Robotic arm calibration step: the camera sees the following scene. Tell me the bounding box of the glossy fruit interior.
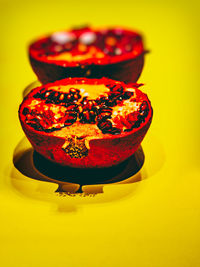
[20,78,150,136]
[29,27,144,67]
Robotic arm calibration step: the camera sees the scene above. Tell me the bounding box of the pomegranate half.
[29,26,146,84]
[19,77,153,168]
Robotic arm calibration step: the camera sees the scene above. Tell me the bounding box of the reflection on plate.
[33,149,144,186]
[9,135,164,212]
[9,137,146,212]
[13,137,145,193]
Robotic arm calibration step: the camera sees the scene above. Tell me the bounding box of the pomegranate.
[19,77,153,168]
[29,26,146,84]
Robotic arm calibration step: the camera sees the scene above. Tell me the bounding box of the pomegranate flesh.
[29,27,146,84]
[19,78,153,168]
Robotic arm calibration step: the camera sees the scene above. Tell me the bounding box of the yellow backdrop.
[0,0,200,266]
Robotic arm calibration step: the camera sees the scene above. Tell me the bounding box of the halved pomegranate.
[29,26,146,84]
[19,78,153,168]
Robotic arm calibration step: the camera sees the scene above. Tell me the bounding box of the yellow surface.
[0,0,200,266]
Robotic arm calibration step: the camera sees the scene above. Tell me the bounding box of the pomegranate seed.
[66,94,72,101]
[81,97,88,105]
[97,120,112,132]
[132,121,141,128]
[125,44,133,52]
[107,97,118,107]
[63,42,73,51]
[78,106,83,113]
[26,114,34,120]
[82,99,97,110]
[97,96,110,106]
[79,32,96,45]
[138,114,146,124]
[22,107,29,115]
[122,91,134,100]
[114,48,122,55]
[33,88,46,99]
[51,32,76,44]
[80,110,96,123]
[105,36,117,46]
[44,91,58,103]
[139,101,149,117]
[98,107,112,118]
[103,46,115,55]
[127,111,140,124]
[45,91,51,98]
[69,88,80,94]
[65,104,78,111]
[99,105,112,111]
[65,111,77,123]
[109,91,121,99]
[73,94,79,100]
[108,84,124,93]
[59,93,65,101]
[97,111,112,121]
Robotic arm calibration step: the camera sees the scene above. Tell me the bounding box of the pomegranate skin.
[29,27,146,84]
[19,78,153,168]
[20,117,151,168]
[29,53,144,85]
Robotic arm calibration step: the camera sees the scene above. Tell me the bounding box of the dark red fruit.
[29,26,147,84]
[19,77,153,168]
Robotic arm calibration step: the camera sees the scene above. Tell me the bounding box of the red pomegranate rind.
[19,77,153,168]
[29,27,146,84]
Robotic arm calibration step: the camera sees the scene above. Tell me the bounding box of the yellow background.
[0,0,200,266]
